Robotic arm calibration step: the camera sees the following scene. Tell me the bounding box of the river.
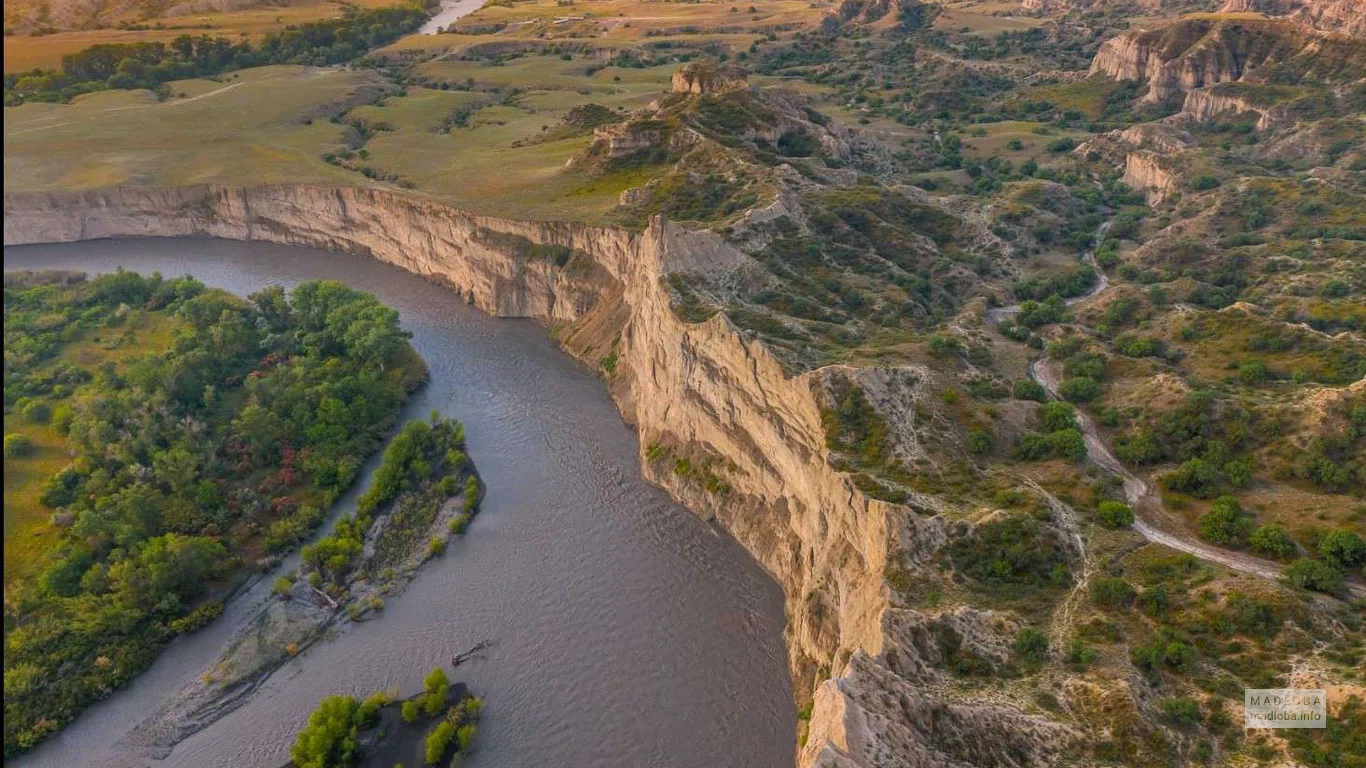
[419,0,486,34]
[5,238,796,768]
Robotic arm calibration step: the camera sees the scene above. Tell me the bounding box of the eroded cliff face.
[3,185,1071,768]
[1179,86,1280,130]
[1090,18,1304,103]
[1220,0,1366,38]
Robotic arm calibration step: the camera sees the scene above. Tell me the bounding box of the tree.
[1096,501,1133,529]
[289,695,361,768]
[1248,525,1295,559]
[1197,496,1252,546]
[424,721,457,765]
[1013,379,1045,402]
[1039,401,1076,432]
[1318,530,1366,571]
[401,699,421,724]
[4,433,34,458]
[1060,376,1099,402]
[1013,628,1048,663]
[1237,359,1269,384]
[1283,558,1344,594]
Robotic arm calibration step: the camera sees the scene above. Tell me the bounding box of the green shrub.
[1237,358,1269,384]
[1064,351,1106,380]
[449,513,472,535]
[289,695,361,768]
[1059,376,1099,402]
[1317,529,1366,570]
[1197,496,1253,546]
[1067,636,1097,665]
[1047,429,1087,462]
[1096,501,1134,529]
[4,433,34,458]
[401,700,421,724]
[1283,558,1344,594]
[1248,525,1296,559]
[358,691,389,727]
[1131,633,1197,674]
[21,400,51,424]
[1115,334,1164,358]
[1190,175,1220,191]
[967,428,993,456]
[1039,401,1077,432]
[424,667,449,696]
[1013,628,1049,663]
[1159,697,1201,726]
[949,514,1072,588]
[456,723,477,750]
[425,720,457,765]
[273,576,294,598]
[1090,576,1135,608]
[1013,380,1046,402]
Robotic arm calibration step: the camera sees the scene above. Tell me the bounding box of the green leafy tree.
[1096,501,1133,529]
[1197,496,1253,546]
[1317,530,1366,571]
[1283,558,1344,594]
[289,695,361,768]
[424,721,457,765]
[1249,525,1296,559]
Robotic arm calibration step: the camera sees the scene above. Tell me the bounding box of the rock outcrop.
[3,184,1074,768]
[1077,124,1193,204]
[1088,17,1365,104]
[670,60,750,95]
[1220,0,1366,38]
[1123,151,1182,204]
[1179,84,1281,130]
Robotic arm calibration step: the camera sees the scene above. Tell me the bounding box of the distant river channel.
[5,238,795,768]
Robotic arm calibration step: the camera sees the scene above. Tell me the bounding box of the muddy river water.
[5,238,795,768]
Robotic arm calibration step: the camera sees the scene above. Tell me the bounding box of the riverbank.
[4,236,794,768]
[4,185,1074,768]
[126,415,486,756]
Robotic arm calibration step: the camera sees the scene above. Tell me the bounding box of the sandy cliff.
[4,185,1070,768]
[1219,0,1366,37]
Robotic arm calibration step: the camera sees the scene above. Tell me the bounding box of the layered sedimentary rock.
[1087,17,1365,104]
[1179,85,1280,130]
[670,60,750,95]
[1220,0,1366,38]
[4,185,1071,768]
[1078,124,1192,204]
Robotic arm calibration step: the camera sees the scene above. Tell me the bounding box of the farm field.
[4,0,399,72]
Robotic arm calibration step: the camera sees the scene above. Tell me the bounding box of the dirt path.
[5,80,251,138]
[1027,480,1096,655]
[988,224,1364,598]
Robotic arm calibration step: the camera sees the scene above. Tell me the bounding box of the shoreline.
[3,182,1074,768]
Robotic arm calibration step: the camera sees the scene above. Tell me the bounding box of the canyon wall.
[1088,18,1305,103]
[1219,0,1366,38]
[4,185,1070,768]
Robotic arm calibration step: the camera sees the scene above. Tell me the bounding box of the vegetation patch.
[2,271,424,756]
